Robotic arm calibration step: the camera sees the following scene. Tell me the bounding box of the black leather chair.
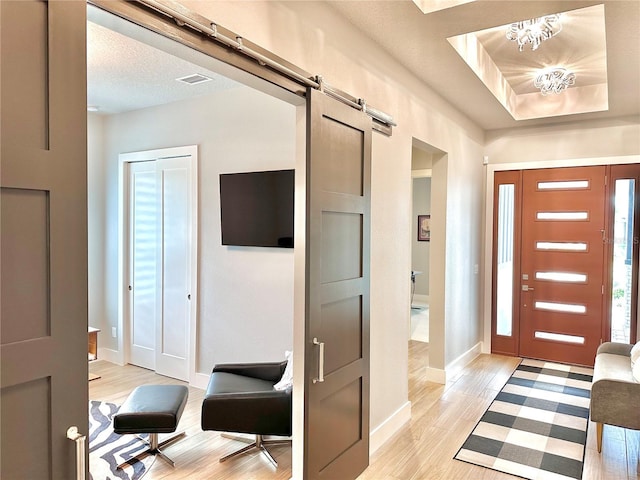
[201,361,292,467]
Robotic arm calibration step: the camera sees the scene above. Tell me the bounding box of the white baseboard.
[369,401,412,455]
[96,349,209,391]
[98,347,124,365]
[191,371,210,390]
[425,342,482,384]
[446,342,482,379]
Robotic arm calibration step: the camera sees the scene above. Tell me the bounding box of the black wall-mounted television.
[219,169,294,248]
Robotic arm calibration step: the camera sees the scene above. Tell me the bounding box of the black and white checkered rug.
[455,358,593,480]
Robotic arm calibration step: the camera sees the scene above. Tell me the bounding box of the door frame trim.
[116,145,199,385]
[482,154,640,354]
[88,6,309,477]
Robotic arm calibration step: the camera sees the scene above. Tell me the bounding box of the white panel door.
[155,156,193,381]
[128,161,157,370]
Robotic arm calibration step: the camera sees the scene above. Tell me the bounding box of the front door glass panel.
[496,184,515,336]
[611,178,635,343]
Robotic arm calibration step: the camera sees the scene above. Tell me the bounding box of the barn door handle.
[313,337,325,383]
[67,426,86,480]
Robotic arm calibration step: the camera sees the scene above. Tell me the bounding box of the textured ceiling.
[87,20,240,114]
[88,0,640,131]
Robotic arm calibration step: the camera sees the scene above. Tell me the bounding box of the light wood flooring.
[89,361,292,479]
[89,342,639,479]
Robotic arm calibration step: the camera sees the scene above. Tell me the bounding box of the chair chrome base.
[219,434,291,467]
[117,431,186,469]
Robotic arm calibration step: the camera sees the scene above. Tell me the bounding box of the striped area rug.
[455,358,593,480]
[89,400,155,480]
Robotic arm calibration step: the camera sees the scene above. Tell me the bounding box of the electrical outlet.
[473,264,479,275]
[111,327,117,338]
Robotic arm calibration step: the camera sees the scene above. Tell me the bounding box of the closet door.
[124,147,197,382]
[128,161,157,370]
[155,155,195,382]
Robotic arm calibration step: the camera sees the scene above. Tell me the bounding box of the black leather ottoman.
[113,384,189,468]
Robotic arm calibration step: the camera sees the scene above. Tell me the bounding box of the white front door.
[123,146,197,382]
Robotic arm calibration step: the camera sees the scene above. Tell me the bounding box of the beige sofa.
[590,342,640,452]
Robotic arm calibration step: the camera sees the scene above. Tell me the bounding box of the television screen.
[219,169,294,248]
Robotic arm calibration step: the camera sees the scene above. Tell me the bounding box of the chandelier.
[506,14,562,51]
[534,68,576,95]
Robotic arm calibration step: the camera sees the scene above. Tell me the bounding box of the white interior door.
[123,146,197,382]
[155,156,193,381]
[128,161,157,370]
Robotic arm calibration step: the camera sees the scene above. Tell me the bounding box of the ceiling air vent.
[176,73,213,85]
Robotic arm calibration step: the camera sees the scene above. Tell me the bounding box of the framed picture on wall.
[418,215,431,241]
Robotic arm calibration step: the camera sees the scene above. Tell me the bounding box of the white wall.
[88,113,107,332]
[178,0,485,440]
[88,86,297,373]
[485,117,640,164]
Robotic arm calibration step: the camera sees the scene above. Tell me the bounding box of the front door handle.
[313,337,325,383]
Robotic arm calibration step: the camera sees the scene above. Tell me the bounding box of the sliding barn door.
[1,1,88,478]
[305,88,371,479]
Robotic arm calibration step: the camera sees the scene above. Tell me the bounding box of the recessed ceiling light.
[87,105,100,112]
[176,73,213,85]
